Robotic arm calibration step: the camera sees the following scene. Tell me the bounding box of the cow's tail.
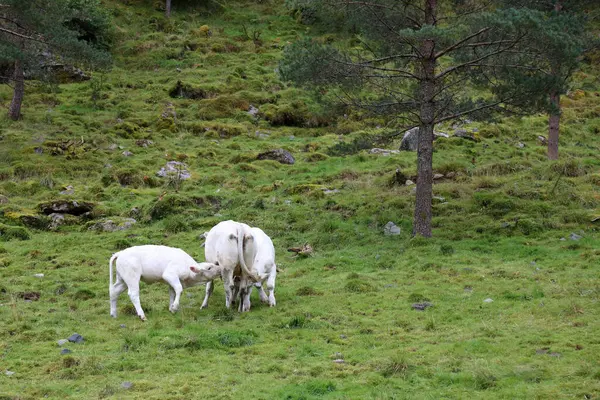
[109,252,120,288]
[237,225,258,282]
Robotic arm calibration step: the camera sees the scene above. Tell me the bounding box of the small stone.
[323,189,340,195]
[0,195,8,204]
[405,180,415,186]
[464,286,473,292]
[60,348,72,355]
[570,232,583,241]
[537,135,548,145]
[135,139,153,148]
[120,324,126,329]
[445,172,456,179]
[288,135,295,140]
[517,142,525,148]
[60,185,74,195]
[284,200,291,205]
[334,352,343,358]
[68,333,84,343]
[384,221,401,236]
[483,298,494,303]
[411,302,433,311]
[549,352,561,358]
[34,273,44,278]
[34,147,44,155]
[560,237,566,241]
[121,381,133,389]
[536,348,549,355]
[332,359,345,364]
[108,143,118,150]
[5,370,15,376]
[122,150,133,157]
[58,339,68,346]
[432,196,446,204]
[340,334,347,339]
[369,148,399,156]
[434,131,449,138]
[248,105,260,117]
[433,174,444,180]
[453,130,477,141]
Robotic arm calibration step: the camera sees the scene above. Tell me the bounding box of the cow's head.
[190,262,221,282]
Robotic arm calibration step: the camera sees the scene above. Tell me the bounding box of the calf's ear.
[190,266,199,273]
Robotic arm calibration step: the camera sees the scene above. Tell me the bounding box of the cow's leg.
[163,273,183,313]
[201,281,213,309]
[267,270,276,307]
[222,269,234,309]
[168,286,175,310]
[255,282,269,304]
[126,281,145,321]
[110,275,127,318]
[117,259,146,320]
[242,285,252,312]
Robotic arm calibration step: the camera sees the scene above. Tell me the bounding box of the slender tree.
[501,0,596,160]
[280,0,547,237]
[166,0,172,18]
[0,0,111,120]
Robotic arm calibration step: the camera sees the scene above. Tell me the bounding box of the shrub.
[0,224,31,241]
[345,279,375,293]
[163,216,190,233]
[148,194,194,220]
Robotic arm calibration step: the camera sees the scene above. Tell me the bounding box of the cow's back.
[250,227,275,262]
[205,220,241,267]
[120,245,194,267]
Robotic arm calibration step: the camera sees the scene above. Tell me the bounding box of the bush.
[0,223,31,241]
[163,216,190,233]
[148,194,194,220]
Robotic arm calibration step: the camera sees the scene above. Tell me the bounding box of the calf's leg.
[163,272,183,313]
[201,281,214,309]
[109,275,127,318]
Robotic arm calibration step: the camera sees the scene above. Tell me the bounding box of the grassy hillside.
[1,0,599,398]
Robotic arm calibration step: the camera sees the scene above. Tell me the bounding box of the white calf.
[109,245,220,320]
[201,220,259,311]
[241,227,277,311]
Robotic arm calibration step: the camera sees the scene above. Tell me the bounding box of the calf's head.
[190,262,221,282]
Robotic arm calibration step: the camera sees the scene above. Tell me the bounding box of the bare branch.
[435,34,525,80]
[434,100,503,124]
[434,27,491,59]
[0,26,44,43]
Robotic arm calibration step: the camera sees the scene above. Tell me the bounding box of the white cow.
[109,245,220,321]
[241,227,277,310]
[201,220,259,311]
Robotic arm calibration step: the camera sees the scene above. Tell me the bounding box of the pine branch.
[434,27,491,59]
[434,100,503,124]
[435,34,525,80]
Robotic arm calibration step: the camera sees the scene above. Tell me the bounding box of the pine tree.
[0,0,112,120]
[501,0,596,160]
[280,0,550,237]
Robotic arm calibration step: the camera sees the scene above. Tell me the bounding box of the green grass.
[1,0,600,398]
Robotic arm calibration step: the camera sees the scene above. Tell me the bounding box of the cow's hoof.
[140,316,147,321]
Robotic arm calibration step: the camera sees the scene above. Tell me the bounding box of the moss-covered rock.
[0,223,31,241]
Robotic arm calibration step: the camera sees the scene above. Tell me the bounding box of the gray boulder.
[399,127,419,151]
[156,161,191,180]
[257,149,295,165]
[88,218,137,233]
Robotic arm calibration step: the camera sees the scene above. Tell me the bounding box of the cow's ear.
[190,266,198,273]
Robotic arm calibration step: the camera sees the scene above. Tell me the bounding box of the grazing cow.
[109,245,220,321]
[201,220,259,311]
[240,227,277,311]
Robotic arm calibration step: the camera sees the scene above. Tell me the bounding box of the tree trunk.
[413,0,437,237]
[547,91,560,160]
[165,0,172,18]
[8,58,24,121]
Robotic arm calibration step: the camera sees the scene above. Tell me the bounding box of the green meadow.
[0,1,599,398]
